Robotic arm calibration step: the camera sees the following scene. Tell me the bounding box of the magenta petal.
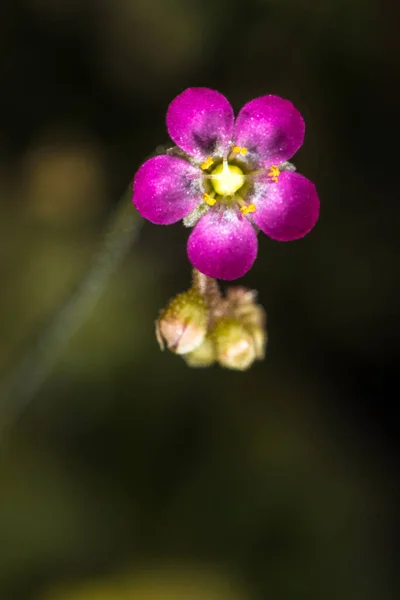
[233,95,305,166]
[166,88,235,161]
[133,155,203,225]
[251,170,320,241]
[187,208,258,280]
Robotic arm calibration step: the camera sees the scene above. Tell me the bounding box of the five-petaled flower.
[133,87,320,280]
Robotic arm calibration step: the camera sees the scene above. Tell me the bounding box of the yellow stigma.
[232,146,248,156]
[203,192,216,206]
[201,156,214,170]
[268,165,280,183]
[210,162,245,196]
[240,203,256,215]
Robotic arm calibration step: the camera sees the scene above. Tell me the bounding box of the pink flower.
[133,88,319,280]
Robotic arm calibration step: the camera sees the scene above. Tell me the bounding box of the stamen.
[240,203,256,215]
[203,193,216,206]
[232,146,248,156]
[267,165,280,183]
[201,156,214,170]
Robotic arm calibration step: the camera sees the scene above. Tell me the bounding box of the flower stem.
[191,268,222,308]
[0,180,142,437]
[191,268,231,327]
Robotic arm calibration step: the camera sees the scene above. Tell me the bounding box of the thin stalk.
[0,181,142,436]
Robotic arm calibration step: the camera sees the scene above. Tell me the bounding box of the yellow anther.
[268,165,280,183]
[232,146,248,156]
[201,156,214,170]
[203,193,216,206]
[240,203,256,215]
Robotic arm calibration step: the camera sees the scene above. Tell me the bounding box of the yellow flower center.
[210,162,245,196]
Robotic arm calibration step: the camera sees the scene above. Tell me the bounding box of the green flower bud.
[184,336,215,368]
[212,318,256,371]
[155,289,208,355]
[245,324,267,360]
[226,286,267,359]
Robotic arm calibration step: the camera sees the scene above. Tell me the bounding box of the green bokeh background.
[0,1,399,598]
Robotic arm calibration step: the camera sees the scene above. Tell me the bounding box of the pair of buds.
[156,271,267,371]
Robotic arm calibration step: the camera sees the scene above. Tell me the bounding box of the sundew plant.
[1,87,319,429]
[134,88,319,371]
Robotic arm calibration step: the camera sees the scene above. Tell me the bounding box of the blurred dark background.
[0,1,399,599]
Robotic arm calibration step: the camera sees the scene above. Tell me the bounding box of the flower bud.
[212,318,256,371]
[184,336,215,368]
[155,289,208,355]
[226,287,263,323]
[225,286,267,361]
[245,324,267,360]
